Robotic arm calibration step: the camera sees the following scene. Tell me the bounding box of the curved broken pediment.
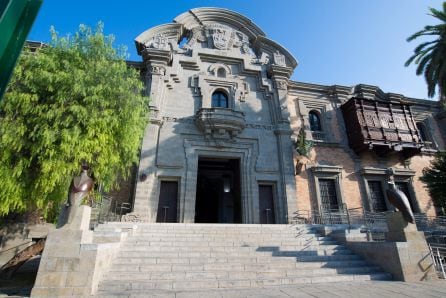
[173,7,265,41]
[135,23,183,55]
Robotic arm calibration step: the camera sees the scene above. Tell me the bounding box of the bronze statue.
[385,181,415,224]
[57,163,94,228]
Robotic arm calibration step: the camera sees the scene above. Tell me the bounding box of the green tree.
[405,3,446,103]
[420,151,446,214]
[0,23,149,219]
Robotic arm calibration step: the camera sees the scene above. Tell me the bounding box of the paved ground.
[92,281,446,298]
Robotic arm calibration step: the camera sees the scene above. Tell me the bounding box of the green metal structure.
[0,0,43,100]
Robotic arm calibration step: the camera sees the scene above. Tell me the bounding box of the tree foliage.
[0,23,149,218]
[405,3,446,102]
[420,151,446,213]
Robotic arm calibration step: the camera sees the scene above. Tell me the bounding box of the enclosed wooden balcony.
[341,97,424,158]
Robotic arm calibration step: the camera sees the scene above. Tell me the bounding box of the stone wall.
[0,223,54,267]
[288,81,443,217]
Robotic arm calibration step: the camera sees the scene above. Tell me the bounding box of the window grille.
[368,181,387,212]
[319,179,339,210]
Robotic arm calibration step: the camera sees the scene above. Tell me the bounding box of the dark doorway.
[259,185,276,224]
[195,158,241,223]
[156,181,178,222]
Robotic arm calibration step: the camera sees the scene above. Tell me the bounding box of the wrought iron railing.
[422,141,437,151]
[89,194,132,228]
[293,207,446,235]
[311,131,326,142]
[429,243,446,279]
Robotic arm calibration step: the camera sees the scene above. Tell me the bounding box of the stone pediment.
[135,7,298,73]
[135,23,183,55]
[182,23,252,55]
[173,7,265,40]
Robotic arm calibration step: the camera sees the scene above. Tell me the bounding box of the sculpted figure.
[57,164,94,228]
[385,181,415,224]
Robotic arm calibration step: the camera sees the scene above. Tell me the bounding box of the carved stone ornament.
[276,80,288,90]
[273,50,286,67]
[184,26,207,49]
[251,52,270,65]
[184,24,252,54]
[233,31,251,54]
[147,33,169,50]
[208,24,233,50]
[150,65,166,76]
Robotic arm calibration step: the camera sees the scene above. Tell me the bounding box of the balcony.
[195,108,245,137]
[341,97,423,158]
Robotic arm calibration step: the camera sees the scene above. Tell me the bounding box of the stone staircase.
[94,223,391,295]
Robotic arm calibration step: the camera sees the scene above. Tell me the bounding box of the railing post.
[346,207,351,231]
[438,247,446,279]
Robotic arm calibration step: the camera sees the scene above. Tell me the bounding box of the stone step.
[112,256,368,267]
[126,232,321,238]
[109,256,363,273]
[97,272,392,292]
[104,265,384,281]
[96,223,315,230]
[118,244,345,252]
[96,223,391,295]
[118,247,351,256]
[119,240,338,248]
[116,249,357,259]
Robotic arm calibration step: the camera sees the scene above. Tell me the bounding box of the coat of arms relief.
[184,24,252,54]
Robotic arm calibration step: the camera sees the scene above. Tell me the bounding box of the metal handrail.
[429,243,446,279]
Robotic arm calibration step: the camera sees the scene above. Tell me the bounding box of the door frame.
[156,177,180,222]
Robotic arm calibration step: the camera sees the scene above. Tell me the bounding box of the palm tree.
[405,3,446,104]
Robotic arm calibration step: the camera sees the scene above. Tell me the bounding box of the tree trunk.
[0,238,45,279]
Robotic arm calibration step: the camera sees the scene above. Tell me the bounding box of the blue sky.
[28,0,445,100]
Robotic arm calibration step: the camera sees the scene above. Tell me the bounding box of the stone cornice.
[173,7,265,40]
[289,81,441,109]
[253,36,298,70]
[135,23,183,55]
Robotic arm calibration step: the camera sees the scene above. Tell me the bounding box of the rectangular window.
[368,181,387,212]
[319,179,339,210]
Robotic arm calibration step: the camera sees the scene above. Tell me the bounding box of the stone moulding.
[135,23,184,55]
[195,107,245,137]
[173,7,266,40]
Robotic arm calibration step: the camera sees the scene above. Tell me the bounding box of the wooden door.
[156,181,178,222]
[259,185,275,224]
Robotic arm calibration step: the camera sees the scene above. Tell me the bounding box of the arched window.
[212,91,228,108]
[309,111,322,131]
[217,68,226,78]
[416,122,428,141]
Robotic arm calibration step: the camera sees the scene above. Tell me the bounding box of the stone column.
[129,48,171,222]
[182,144,198,223]
[131,119,162,222]
[269,64,298,223]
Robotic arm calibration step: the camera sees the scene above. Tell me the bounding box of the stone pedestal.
[384,212,437,281]
[386,212,425,242]
[31,206,122,297]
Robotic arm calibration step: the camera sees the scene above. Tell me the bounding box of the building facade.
[122,7,445,224]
